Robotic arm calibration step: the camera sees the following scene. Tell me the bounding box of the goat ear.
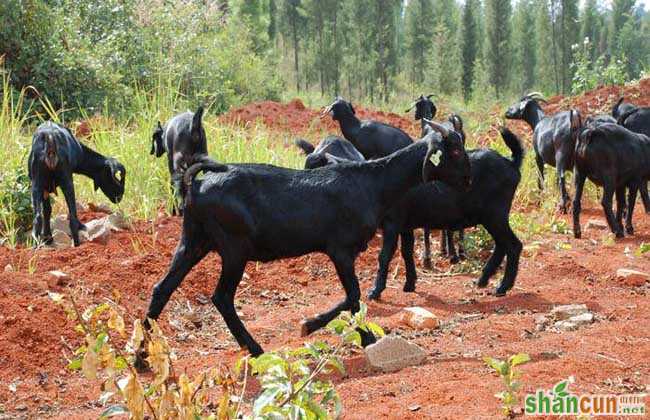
[157,121,163,130]
[348,102,355,115]
[192,106,205,141]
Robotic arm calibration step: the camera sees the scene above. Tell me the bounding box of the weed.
[483,352,531,417]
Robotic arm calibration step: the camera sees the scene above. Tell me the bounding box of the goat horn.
[320,104,333,118]
[423,118,449,138]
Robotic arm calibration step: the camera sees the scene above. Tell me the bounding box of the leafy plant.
[0,167,33,247]
[483,352,531,417]
[51,293,383,420]
[636,242,650,256]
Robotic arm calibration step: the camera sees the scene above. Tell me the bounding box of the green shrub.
[0,168,33,247]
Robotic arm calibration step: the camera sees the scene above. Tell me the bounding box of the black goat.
[294,136,364,169]
[408,95,468,265]
[572,115,650,239]
[612,98,650,213]
[368,126,524,300]
[505,92,576,213]
[324,96,413,159]
[585,114,616,127]
[142,127,470,357]
[151,106,208,213]
[28,122,125,246]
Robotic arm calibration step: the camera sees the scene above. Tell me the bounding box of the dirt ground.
[1,84,650,419]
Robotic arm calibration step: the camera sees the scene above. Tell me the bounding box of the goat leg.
[42,197,53,244]
[61,177,84,246]
[625,184,638,235]
[601,184,624,238]
[640,180,650,214]
[422,228,432,269]
[494,226,522,297]
[572,169,586,238]
[457,229,466,260]
[535,154,545,192]
[400,230,417,292]
[475,243,505,288]
[369,226,399,300]
[615,187,626,232]
[30,184,44,246]
[446,230,460,264]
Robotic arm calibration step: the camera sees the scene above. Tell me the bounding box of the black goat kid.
[324,96,413,159]
[28,122,125,246]
[141,127,470,357]
[368,126,524,300]
[294,136,364,169]
[151,106,208,214]
[572,115,650,239]
[408,94,467,266]
[506,92,576,213]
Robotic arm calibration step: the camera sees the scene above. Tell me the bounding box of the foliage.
[571,38,628,94]
[483,352,531,417]
[0,167,33,247]
[51,292,383,420]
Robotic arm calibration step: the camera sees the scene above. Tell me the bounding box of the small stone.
[75,201,88,212]
[568,312,594,325]
[616,269,650,287]
[400,307,439,329]
[585,219,608,231]
[551,304,588,320]
[51,230,71,249]
[554,320,578,331]
[534,314,550,332]
[47,271,70,287]
[4,264,13,273]
[80,219,111,245]
[364,335,427,373]
[51,215,71,236]
[107,213,129,230]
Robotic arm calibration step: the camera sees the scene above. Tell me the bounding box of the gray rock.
[534,314,550,332]
[568,312,594,325]
[106,213,129,230]
[80,219,111,244]
[51,230,71,249]
[51,215,71,236]
[554,320,578,331]
[551,304,588,320]
[364,335,427,373]
[585,219,608,231]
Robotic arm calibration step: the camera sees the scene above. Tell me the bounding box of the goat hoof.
[475,279,488,288]
[359,329,377,347]
[458,252,467,261]
[615,231,624,239]
[300,320,314,337]
[625,227,634,235]
[247,344,264,357]
[449,255,460,264]
[422,259,432,270]
[494,284,511,297]
[403,282,416,293]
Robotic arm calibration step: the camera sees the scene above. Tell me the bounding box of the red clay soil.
[219,98,420,139]
[0,203,649,419]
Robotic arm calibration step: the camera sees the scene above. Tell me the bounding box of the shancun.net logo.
[525,377,646,416]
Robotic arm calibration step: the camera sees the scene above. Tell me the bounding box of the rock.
[585,219,608,231]
[550,304,588,320]
[534,314,550,332]
[107,213,129,230]
[88,202,113,214]
[75,201,88,212]
[80,219,111,245]
[568,312,594,325]
[51,215,71,236]
[364,335,427,373]
[51,230,72,249]
[554,320,578,331]
[400,307,439,329]
[4,264,13,273]
[47,270,70,287]
[616,269,650,287]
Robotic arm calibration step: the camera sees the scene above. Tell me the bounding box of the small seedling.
[483,352,531,417]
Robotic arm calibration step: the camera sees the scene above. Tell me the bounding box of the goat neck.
[337,112,361,143]
[523,101,545,130]
[75,143,110,180]
[370,140,428,209]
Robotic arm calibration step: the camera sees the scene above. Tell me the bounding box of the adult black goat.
[368,126,524,300]
[407,95,468,265]
[141,126,470,357]
[294,136,364,169]
[572,115,650,239]
[324,96,413,159]
[505,92,576,213]
[28,122,126,246]
[151,106,208,213]
[612,98,650,213]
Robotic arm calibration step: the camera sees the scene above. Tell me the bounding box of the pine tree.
[512,0,537,94]
[580,0,602,61]
[485,0,512,98]
[403,0,434,86]
[461,0,479,101]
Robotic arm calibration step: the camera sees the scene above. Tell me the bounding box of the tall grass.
[0,76,304,245]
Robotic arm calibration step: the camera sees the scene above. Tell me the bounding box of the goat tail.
[616,107,639,125]
[182,155,228,208]
[499,126,524,171]
[294,138,315,155]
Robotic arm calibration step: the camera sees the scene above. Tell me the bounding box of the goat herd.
[27,93,650,356]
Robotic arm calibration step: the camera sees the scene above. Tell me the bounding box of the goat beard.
[44,153,58,170]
